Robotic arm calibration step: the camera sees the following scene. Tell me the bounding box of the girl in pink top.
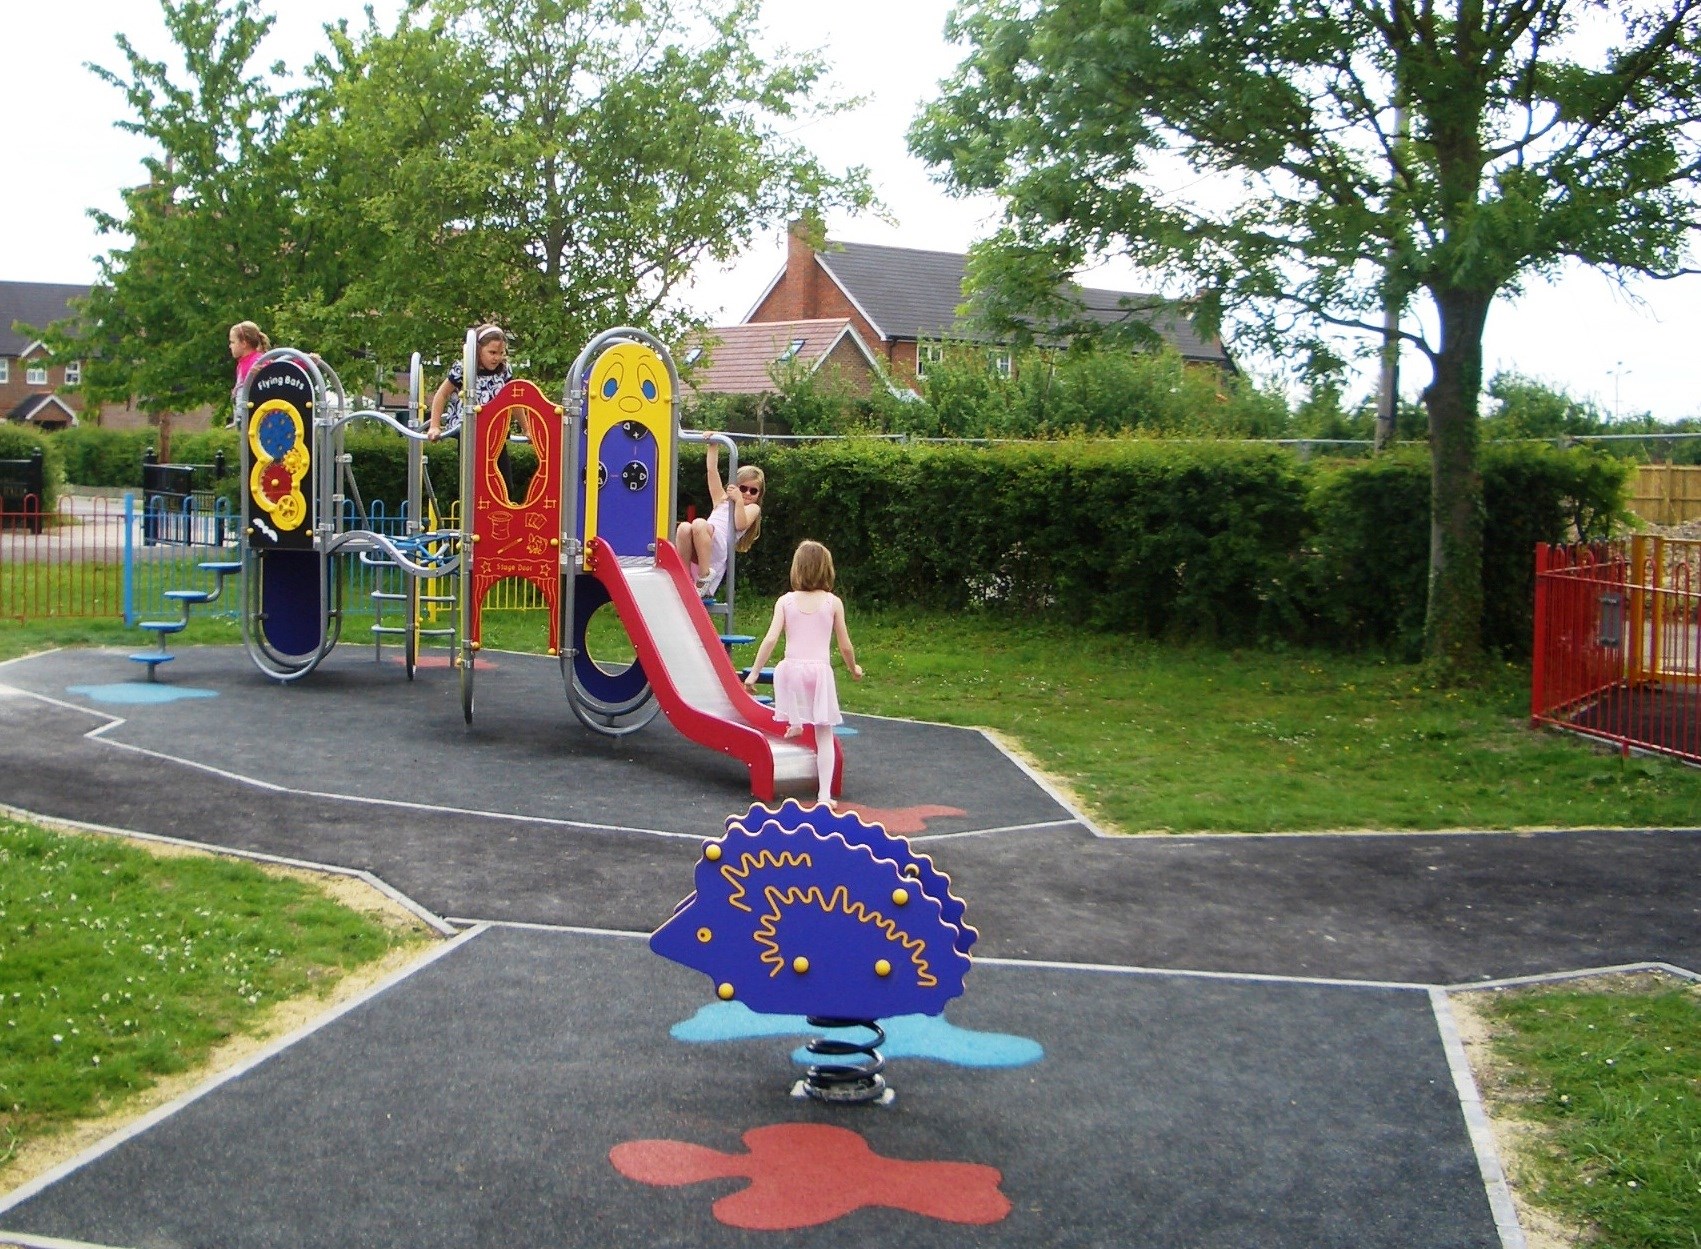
[745,540,864,807]
[229,321,270,395]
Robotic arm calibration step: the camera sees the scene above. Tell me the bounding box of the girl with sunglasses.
[674,438,764,597]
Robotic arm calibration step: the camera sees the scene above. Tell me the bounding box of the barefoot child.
[744,540,864,806]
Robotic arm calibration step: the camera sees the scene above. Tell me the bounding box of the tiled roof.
[8,393,76,424]
[681,319,875,395]
[0,281,91,357]
[814,240,1231,366]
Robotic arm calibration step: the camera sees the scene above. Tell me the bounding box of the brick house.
[1,280,213,433]
[740,225,1235,387]
[679,317,891,399]
[2,282,98,430]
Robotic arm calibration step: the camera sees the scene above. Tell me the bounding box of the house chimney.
[787,219,820,319]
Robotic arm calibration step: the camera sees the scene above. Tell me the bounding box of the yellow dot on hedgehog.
[874,960,892,977]
[891,888,910,906]
[792,956,809,974]
[696,927,712,944]
[717,983,735,1001]
[704,843,722,862]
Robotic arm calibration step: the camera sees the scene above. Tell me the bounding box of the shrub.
[0,425,63,514]
[53,426,157,489]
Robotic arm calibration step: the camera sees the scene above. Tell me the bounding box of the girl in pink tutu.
[744,540,864,806]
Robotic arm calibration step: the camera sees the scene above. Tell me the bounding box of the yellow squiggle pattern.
[719,848,813,914]
[752,883,935,987]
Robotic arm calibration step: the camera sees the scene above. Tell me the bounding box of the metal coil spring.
[799,1017,889,1104]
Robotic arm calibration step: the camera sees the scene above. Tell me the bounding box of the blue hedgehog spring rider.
[650,800,976,1104]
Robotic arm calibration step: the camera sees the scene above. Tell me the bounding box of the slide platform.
[587,536,841,800]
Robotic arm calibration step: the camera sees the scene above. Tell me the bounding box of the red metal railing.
[1533,537,1701,765]
[0,495,127,621]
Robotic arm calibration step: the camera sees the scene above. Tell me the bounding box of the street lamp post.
[1607,361,1631,422]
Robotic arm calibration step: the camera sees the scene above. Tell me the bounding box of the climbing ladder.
[130,560,243,680]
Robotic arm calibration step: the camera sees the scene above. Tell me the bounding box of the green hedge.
[0,425,63,514]
[43,426,1625,656]
[715,440,1312,644]
[694,439,1625,657]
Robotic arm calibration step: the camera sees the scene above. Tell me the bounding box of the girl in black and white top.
[428,323,517,497]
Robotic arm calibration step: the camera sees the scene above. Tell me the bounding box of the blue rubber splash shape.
[67,684,219,706]
[670,1000,1044,1069]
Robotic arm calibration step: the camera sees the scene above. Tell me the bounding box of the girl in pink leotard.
[744,540,864,806]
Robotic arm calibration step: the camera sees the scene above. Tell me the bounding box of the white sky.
[3,0,1695,421]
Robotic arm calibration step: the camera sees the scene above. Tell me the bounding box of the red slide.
[586,536,841,800]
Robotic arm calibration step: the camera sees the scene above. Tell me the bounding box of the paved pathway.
[0,645,1694,1249]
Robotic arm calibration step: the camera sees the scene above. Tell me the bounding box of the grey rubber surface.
[0,647,1695,981]
[0,645,1696,1248]
[0,928,1497,1249]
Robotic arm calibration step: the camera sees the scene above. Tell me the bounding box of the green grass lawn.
[507,595,1701,836]
[1470,977,1701,1249]
[0,814,431,1182]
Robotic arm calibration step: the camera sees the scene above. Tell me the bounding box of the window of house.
[991,351,1013,379]
[683,346,703,365]
[26,362,47,386]
[65,361,82,385]
[916,343,944,379]
[779,338,805,362]
[0,359,8,384]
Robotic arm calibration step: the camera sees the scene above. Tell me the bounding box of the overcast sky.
[3,0,1695,421]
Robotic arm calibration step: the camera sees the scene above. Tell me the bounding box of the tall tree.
[54,0,289,424]
[910,0,1701,675]
[67,0,871,413]
[282,0,874,381]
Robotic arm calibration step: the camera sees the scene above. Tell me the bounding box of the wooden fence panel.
[1629,463,1701,527]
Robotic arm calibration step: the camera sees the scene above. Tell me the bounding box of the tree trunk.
[1421,288,1491,677]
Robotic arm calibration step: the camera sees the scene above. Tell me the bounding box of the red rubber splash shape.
[609,1122,1011,1230]
[834,802,967,835]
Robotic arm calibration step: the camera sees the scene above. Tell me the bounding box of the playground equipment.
[651,800,975,1104]
[205,327,833,799]
[237,347,457,682]
[556,328,836,799]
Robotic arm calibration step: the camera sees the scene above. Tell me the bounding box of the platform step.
[163,589,213,604]
[720,633,756,647]
[128,652,177,667]
[739,667,775,684]
[138,620,187,636]
[370,591,408,602]
[198,561,243,575]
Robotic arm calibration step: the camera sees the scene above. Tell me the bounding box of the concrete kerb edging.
[0,924,486,1222]
[1431,989,1529,1249]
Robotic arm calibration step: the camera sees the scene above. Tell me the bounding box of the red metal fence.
[1533,537,1701,765]
[0,494,130,620]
